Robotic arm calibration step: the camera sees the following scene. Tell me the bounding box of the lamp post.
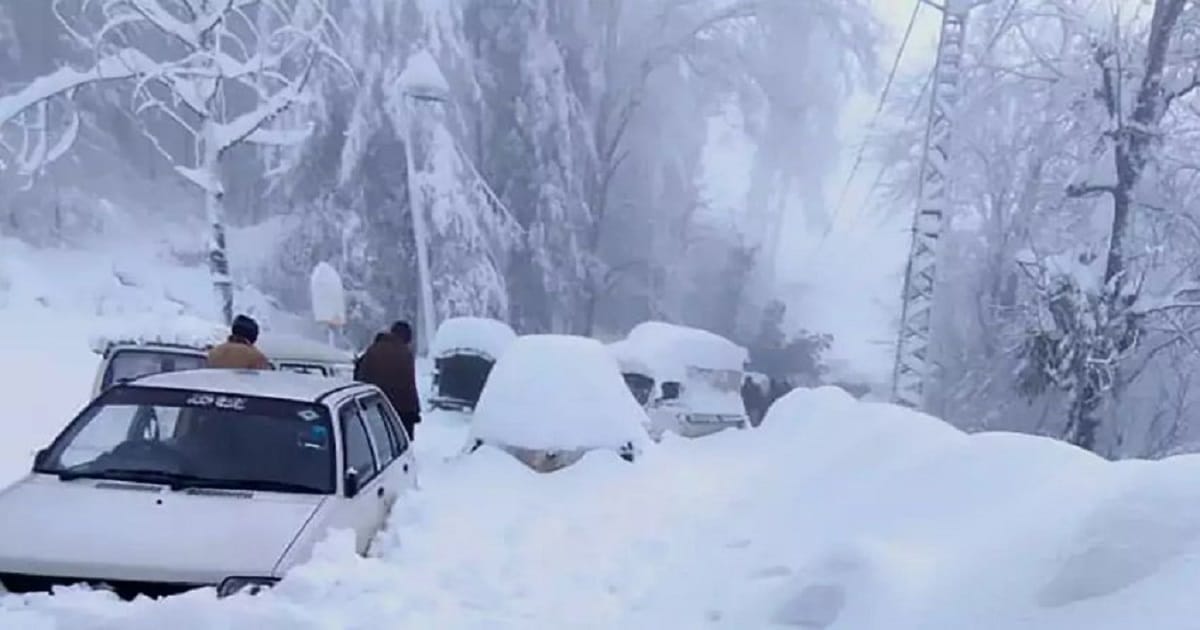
[397,49,450,356]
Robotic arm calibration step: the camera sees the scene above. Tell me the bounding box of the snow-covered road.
[6,385,1200,629]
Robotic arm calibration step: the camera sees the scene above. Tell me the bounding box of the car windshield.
[102,349,207,390]
[40,386,335,494]
[684,366,743,394]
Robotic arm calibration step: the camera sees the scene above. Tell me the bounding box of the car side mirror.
[33,448,49,470]
[661,382,681,401]
[344,468,360,498]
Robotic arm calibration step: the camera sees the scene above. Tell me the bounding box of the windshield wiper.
[57,468,198,490]
[56,469,326,494]
[188,478,327,495]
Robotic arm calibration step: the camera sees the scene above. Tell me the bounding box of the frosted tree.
[879,0,1200,454]
[0,0,344,324]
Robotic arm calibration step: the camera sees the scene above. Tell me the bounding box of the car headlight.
[217,576,279,598]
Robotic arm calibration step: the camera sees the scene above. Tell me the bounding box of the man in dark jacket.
[207,314,271,370]
[354,321,421,438]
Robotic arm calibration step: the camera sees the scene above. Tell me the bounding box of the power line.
[826,0,924,237]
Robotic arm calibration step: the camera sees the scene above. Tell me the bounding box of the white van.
[91,331,355,398]
[617,322,750,439]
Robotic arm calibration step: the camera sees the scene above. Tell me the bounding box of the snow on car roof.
[607,339,653,376]
[622,321,748,380]
[89,315,225,354]
[430,317,517,360]
[132,369,360,402]
[256,333,353,364]
[470,335,650,452]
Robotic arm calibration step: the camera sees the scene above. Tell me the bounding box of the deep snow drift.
[5,382,1200,628]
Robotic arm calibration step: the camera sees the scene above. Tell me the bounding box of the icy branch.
[0,48,158,127]
[110,0,200,48]
[214,67,311,155]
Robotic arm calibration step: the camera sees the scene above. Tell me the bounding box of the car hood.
[0,475,324,585]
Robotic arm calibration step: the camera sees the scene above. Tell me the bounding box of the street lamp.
[397,49,450,356]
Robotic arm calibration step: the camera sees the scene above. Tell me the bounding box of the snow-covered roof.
[430,317,517,360]
[134,369,358,403]
[622,321,748,381]
[607,339,653,376]
[470,335,650,452]
[89,316,226,355]
[257,333,353,364]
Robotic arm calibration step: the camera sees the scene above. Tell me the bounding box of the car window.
[45,387,335,494]
[103,350,206,390]
[339,404,378,482]
[382,401,411,455]
[358,395,403,463]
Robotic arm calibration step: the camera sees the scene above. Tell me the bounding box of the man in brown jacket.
[355,321,421,438]
[207,314,271,370]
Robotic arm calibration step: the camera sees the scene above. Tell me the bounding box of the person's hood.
[0,475,324,584]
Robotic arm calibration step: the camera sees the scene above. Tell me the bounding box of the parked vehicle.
[466,335,650,472]
[91,329,354,398]
[428,317,516,412]
[619,321,751,439]
[609,340,656,407]
[0,369,415,600]
[258,334,354,379]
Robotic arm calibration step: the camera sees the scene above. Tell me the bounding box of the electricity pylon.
[891,0,988,410]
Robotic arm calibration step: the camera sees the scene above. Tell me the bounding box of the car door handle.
[403,463,409,473]
[377,486,385,498]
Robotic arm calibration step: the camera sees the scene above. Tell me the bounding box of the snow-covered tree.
[879,0,1200,455]
[0,0,344,323]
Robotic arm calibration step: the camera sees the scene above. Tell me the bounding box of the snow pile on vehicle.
[88,314,227,354]
[607,338,653,376]
[623,320,748,382]
[429,316,516,360]
[468,335,649,452]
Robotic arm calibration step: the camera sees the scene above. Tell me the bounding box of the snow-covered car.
[428,317,517,412]
[466,335,651,472]
[619,321,751,439]
[609,339,656,407]
[91,328,354,397]
[0,369,415,599]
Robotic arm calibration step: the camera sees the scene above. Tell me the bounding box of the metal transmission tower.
[891,0,986,410]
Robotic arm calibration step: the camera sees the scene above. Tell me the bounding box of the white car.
[0,369,415,600]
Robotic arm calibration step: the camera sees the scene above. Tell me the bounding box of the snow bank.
[469,335,649,451]
[624,321,748,382]
[429,316,516,360]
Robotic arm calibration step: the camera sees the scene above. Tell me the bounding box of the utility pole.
[891,0,986,410]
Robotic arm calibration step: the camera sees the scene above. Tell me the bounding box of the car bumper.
[0,571,205,600]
